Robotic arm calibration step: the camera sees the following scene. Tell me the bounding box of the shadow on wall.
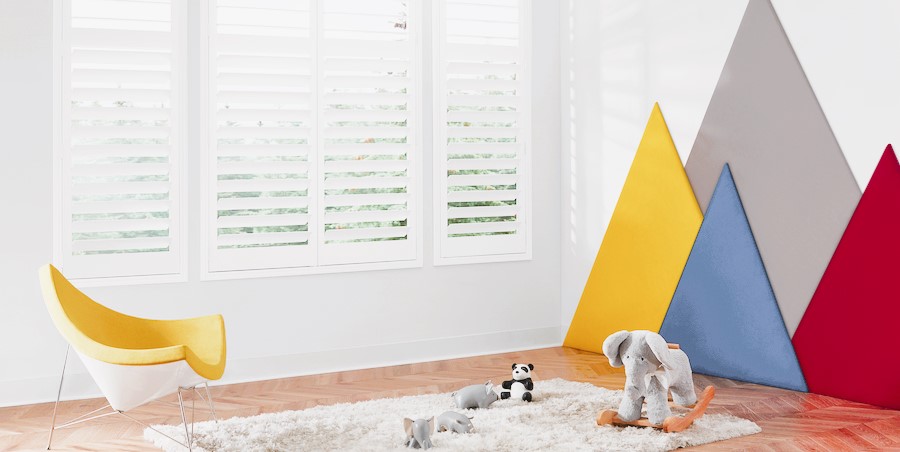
[561,0,648,335]
[563,0,646,260]
[560,0,748,330]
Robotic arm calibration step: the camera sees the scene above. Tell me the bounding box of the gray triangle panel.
[685,0,861,336]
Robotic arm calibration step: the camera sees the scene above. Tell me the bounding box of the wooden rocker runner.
[597,385,716,433]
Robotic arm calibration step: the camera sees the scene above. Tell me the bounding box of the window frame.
[431,0,534,266]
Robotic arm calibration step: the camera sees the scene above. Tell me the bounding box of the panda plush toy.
[500,363,535,402]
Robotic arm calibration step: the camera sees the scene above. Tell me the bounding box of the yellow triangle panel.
[564,104,702,353]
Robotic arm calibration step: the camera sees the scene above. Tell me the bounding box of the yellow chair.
[39,264,226,450]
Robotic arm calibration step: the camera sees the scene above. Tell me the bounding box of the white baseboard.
[0,326,561,408]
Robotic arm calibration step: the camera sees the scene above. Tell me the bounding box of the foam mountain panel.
[793,145,900,409]
[565,103,702,353]
[660,165,807,392]
[685,0,861,337]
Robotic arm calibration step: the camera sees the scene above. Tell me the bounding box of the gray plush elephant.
[403,417,434,449]
[602,330,698,426]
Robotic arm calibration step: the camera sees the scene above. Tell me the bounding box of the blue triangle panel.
[659,165,808,392]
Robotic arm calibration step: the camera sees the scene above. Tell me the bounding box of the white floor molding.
[2,326,559,408]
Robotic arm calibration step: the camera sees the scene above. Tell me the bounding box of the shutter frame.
[204,0,318,273]
[433,0,533,265]
[316,0,421,266]
[54,0,188,283]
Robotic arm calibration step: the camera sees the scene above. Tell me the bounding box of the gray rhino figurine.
[451,381,498,409]
[403,417,434,449]
[435,411,475,433]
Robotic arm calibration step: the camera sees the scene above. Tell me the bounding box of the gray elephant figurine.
[602,330,698,426]
[451,381,498,409]
[435,411,475,433]
[403,417,434,449]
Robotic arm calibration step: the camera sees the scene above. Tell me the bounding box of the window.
[55,0,532,283]
[204,0,420,276]
[55,0,187,280]
[433,0,532,264]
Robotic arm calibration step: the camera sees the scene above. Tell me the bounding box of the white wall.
[560,0,900,330]
[773,1,900,186]
[0,0,562,407]
[7,0,895,409]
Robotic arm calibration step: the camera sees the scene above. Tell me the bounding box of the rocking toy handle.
[667,343,680,350]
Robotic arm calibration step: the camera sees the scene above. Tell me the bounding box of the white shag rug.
[144,379,760,452]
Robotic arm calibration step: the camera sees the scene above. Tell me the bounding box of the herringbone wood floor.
[2,347,899,451]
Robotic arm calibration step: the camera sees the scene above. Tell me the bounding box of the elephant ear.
[403,418,413,436]
[645,332,675,369]
[602,330,630,367]
[427,417,435,433]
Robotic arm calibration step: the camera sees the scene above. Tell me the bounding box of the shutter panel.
[206,0,419,274]
[207,0,316,272]
[318,0,419,265]
[435,0,531,261]
[59,0,185,279]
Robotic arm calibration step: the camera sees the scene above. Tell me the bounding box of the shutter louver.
[435,0,531,261]
[60,0,185,279]
[318,0,419,265]
[208,0,316,271]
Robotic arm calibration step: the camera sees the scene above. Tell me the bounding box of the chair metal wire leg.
[203,382,218,422]
[119,411,193,450]
[46,345,70,450]
[190,384,217,423]
[55,404,113,428]
[44,346,205,451]
[177,388,193,451]
[190,388,195,441]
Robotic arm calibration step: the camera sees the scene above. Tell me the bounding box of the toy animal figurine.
[596,330,715,432]
[500,363,535,402]
[451,381,498,409]
[435,411,475,433]
[403,417,434,449]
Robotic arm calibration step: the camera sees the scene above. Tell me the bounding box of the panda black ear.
[511,363,517,370]
[528,364,534,370]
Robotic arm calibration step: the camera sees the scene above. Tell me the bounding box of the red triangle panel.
[793,144,900,409]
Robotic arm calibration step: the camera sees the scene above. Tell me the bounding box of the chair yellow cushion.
[39,265,226,380]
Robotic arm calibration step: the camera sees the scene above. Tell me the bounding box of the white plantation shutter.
[207,0,316,272]
[205,0,419,274]
[434,0,531,262]
[58,0,185,279]
[318,0,418,265]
